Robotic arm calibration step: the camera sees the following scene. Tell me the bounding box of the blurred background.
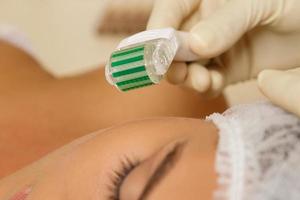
[0,0,264,105]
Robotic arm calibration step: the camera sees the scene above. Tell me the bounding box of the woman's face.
[28,118,218,200]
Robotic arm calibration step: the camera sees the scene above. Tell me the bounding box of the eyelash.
[108,156,139,200]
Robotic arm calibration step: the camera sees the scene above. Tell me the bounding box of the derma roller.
[105,28,199,92]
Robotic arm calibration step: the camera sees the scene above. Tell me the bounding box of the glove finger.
[189,0,274,58]
[147,0,200,29]
[183,62,212,93]
[287,67,300,75]
[258,69,300,117]
[175,31,208,61]
[166,62,188,85]
[204,66,226,98]
[181,61,226,97]
[180,6,202,31]
[180,0,227,31]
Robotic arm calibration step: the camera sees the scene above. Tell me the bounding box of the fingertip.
[257,69,290,102]
[166,62,188,85]
[257,69,300,116]
[200,69,225,99]
[257,69,282,89]
[184,63,211,93]
[210,70,225,93]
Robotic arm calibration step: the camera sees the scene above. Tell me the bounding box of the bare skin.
[0,41,227,178]
[0,118,218,200]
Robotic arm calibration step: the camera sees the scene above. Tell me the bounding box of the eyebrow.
[138,143,183,200]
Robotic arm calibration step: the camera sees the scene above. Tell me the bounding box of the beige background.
[0,0,126,77]
[0,0,265,105]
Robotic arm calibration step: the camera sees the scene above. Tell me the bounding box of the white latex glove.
[258,68,300,117]
[148,0,300,97]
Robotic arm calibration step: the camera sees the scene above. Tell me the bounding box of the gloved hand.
[258,68,300,117]
[148,0,300,97]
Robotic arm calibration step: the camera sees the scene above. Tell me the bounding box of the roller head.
[106,44,153,91]
[106,37,177,91]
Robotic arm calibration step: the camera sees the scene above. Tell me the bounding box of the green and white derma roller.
[105,28,199,92]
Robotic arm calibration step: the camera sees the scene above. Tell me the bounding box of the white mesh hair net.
[207,101,300,200]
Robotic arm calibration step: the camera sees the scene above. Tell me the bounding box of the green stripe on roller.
[112,55,144,67]
[112,66,146,78]
[113,71,148,83]
[116,75,150,87]
[122,82,154,91]
[110,61,144,72]
[111,51,144,63]
[118,79,153,90]
[112,46,144,58]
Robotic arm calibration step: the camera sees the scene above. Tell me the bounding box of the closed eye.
[108,157,139,200]
[138,142,183,200]
[107,140,185,200]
